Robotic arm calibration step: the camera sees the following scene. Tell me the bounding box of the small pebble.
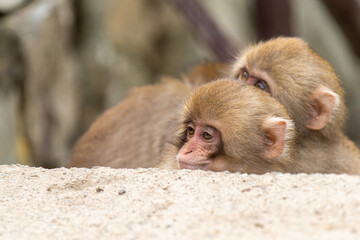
[118,189,126,195]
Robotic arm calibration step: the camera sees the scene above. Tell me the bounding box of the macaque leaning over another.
[231,37,360,174]
[69,62,229,169]
[158,79,296,174]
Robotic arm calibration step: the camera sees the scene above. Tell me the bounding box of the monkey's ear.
[306,87,338,130]
[262,117,289,159]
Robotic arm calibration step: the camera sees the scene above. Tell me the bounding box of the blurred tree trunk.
[0,0,27,15]
[0,0,31,167]
[255,0,293,40]
[169,0,236,62]
[321,0,360,58]
[0,0,79,167]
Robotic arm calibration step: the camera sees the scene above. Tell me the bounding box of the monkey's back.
[69,77,191,168]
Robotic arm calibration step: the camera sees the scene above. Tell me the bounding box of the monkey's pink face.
[176,122,222,171]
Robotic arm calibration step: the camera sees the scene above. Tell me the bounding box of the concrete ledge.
[1,164,360,239]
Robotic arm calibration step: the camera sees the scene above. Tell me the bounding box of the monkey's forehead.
[184,80,287,122]
[252,37,309,58]
[248,46,310,69]
[189,78,282,106]
[242,37,335,73]
[233,41,340,93]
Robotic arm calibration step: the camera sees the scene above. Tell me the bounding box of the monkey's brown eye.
[202,132,213,140]
[254,80,269,92]
[241,71,249,81]
[187,126,195,136]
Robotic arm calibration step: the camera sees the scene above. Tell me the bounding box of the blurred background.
[0,0,359,168]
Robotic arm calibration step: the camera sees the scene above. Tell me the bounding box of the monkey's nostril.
[185,150,193,155]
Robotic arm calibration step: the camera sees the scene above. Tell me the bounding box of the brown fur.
[158,79,295,174]
[70,37,360,174]
[69,62,228,168]
[231,37,360,174]
[69,77,191,168]
[184,62,229,87]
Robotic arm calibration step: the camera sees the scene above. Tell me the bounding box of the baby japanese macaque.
[158,79,295,174]
[231,37,360,174]
[70,76,295,174]
[70,62,228,169]
[71,37,360,175]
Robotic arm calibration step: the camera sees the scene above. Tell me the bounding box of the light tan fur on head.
[171,79,295,173]
[228,37,360,175]
[183,62,230,88]
[231,37,346,139]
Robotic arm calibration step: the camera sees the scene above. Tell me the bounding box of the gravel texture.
[1,164,360,239]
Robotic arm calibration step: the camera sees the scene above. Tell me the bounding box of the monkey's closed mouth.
[179,161,211,170]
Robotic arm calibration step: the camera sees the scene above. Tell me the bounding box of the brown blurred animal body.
[184,62,229,87]
[70,77,191,168]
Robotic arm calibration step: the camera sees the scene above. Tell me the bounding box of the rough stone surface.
[1,164,360,239]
